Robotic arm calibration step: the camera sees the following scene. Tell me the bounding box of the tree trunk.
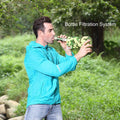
[88,26,104,55]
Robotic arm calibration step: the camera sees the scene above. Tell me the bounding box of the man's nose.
[53,31,55,36]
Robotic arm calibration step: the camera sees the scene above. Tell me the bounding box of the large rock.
[5,100,20,109]
[8,116,24,120]
[0,95,8,104]
[0,104,6,114]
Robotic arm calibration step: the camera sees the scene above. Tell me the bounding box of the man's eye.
[49,29,52,32]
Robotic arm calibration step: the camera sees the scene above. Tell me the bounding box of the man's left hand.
[57,34,72,56]
[57,34,71,51]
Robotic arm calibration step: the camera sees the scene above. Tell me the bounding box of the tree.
[51,0,119,54]
[0,0,52,37]
[78,0,119,54]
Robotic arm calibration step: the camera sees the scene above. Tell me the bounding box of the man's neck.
[36,38,47,46]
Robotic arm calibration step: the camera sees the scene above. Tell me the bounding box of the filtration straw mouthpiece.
[54,37,67,41]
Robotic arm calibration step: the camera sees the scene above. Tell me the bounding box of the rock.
[8,116,24,120]
[6,107,17,118]
[0,114,6,120]
[0,95,8,104]
[0,95,23,120]
[5,100,20,109]
[0,104,6,114]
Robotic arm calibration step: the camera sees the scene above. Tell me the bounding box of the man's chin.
[47,40,54,44]
[50,41,54,44]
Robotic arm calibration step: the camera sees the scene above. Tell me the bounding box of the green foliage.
[105,0,120,11]
[50,0,120,54]
[0,77,9,96]
[0,0,52,37]
[1,0,120,54]
[51,2,82,36]
[0,34,120,119]
[0,33,32,97]
[0,34,35,56]
[79,0,119,22]
[104,40,120,58]
[51,0,119,34]
[0,56,22,78]
[104,27,120,59]
[60,55,120,119]
[105,27,120,44]
[6,67,28,101]
[0,0,120,38]
[15,98,27,116]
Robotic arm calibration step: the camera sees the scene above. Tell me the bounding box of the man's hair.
[33,16,52,38]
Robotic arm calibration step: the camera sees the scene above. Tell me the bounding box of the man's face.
[42,23,55,44]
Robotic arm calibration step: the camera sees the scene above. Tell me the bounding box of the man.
[24,16,92,120]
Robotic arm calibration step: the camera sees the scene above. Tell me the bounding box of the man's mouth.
[52,37,55,40]
[53,36,55,39]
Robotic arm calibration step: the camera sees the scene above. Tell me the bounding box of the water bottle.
[54,36,91,49]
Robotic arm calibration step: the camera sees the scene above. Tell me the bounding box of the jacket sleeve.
[52,48,75,64]
[25,50,77,77]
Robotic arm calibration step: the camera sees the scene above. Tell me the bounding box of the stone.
[6,107,16,118]
[5,100,20,109]
[0,95,8,104]
[0,114,6,120]
[0,95,23,120]
[8,116,24,120]
[0,104,6,114]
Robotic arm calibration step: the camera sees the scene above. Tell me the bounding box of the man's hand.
[75,40,92,61]
[57,34,72,56]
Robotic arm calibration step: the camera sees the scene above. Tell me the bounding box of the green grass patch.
[105,27,120,45]
[60,55,120,119]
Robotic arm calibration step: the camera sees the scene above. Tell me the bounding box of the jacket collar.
[30,41,48,49]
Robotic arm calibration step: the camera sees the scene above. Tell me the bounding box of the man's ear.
[38,30,44,36]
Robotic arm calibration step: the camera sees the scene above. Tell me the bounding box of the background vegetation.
[1,0,120,54]
[0,0,120,120]
[0,33,120,120]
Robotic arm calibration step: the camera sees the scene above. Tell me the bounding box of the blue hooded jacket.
[24,41,77,107]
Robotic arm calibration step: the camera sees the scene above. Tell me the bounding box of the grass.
[104,27,120,59]
[60,55,120,119]
[105,27,120,45]
[0,30,120,119]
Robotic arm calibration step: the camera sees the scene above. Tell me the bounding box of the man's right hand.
[74,40,92,61]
